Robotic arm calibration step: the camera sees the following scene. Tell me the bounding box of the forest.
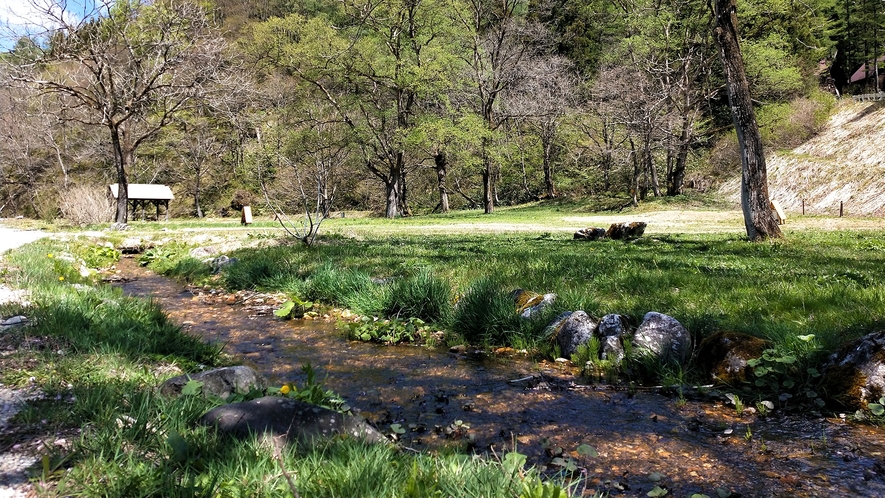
[0,0,882,223]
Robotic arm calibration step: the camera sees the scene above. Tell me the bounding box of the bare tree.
[455,0,549,213]
[712,0,782,240]
[506,55,577,199]
[5,0,233,224]
[170,117,227,218]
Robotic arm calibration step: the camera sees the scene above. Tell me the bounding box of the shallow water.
[115,257,885,497]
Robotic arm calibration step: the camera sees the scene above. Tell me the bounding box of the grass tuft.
[383,268,454,325]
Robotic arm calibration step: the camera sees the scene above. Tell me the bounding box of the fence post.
[802,199,805,215]
[840,201,844,217]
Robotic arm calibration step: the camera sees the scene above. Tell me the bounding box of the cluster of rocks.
[515,285,885,415]
[574,222,647,241]
[512,289,692,366]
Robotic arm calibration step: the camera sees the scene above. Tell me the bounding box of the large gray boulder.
[598,314,629,337]
[549,311,598,358]
[820,330,885,410]
[200,396,385,448]
[160,366,267,399]
[632,312,692,363]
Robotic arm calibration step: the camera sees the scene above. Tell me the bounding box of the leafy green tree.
[454,0,550,213]
[248,0,465,218]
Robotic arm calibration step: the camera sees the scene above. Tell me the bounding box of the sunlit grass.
[2,238,575,497]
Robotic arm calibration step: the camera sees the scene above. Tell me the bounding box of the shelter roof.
[849,56,885,83]
[108,184,174,201]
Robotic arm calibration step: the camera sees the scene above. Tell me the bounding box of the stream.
[115,256,885,497]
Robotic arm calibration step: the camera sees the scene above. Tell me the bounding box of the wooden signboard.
[770,200,787,225]
[241,206,253,225]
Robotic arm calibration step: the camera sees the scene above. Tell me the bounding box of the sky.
[0,0,103,51]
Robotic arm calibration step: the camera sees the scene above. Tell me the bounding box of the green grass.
[106,210,884,385]
[213,231,883,342]
[0,238,576,498]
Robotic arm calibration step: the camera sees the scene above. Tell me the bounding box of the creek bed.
[115,256,885,497]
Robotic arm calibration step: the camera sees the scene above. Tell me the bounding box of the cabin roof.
[849,55,885,83]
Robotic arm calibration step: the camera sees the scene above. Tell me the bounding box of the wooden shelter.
[109,183,174,221]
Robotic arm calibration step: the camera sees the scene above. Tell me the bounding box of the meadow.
[2,202,885,496]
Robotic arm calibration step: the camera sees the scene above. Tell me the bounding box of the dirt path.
[0,224,50,498]
[115,257,885,498]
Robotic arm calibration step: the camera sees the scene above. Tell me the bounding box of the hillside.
[720,100,885,217]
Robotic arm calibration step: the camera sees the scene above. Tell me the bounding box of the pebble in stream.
[116,257,885,497]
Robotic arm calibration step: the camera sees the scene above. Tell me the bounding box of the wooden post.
[840,201,844,217]
[801,199,805,215]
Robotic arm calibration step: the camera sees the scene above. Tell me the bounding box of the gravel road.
[0,224,50,498]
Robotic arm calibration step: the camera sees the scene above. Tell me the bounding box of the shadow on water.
[115,257,885,497]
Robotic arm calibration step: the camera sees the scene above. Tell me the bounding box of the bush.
[59,185,115,226]
[230,189,254,211]
[168,257,212,284]
[383,269,453,324]
[757,90,836,150]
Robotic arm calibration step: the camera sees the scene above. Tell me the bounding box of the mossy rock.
[696,331,769,386]
[511,289,543,312]
[820,330,885,410]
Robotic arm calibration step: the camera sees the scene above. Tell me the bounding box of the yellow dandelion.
[59,276,65,281]
[47,253,54,258]
[279,385,291,395]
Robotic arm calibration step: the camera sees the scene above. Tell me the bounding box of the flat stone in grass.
[200,396,385,448]
[511,289,556,319]
[632,312,691,363]
[574,227,606,240]
[160,366,267,399]
[606,222,647,240]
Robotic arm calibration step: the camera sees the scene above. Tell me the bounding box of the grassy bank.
[0,239,574,497]
[103,207,882,410]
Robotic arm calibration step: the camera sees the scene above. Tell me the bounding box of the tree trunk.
[629,138,640,207]
[110,125,130,224]
[712,0,782,241]
[399,164,412,217]
[543,137,556,199]
[645,144,661,197]
[482,141,494,213]
[194,168,203,218]
[382,153,404,219]
[667,115,693,196]
[434,151,450,213]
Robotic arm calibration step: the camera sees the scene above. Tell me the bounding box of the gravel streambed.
[0,385,39,498]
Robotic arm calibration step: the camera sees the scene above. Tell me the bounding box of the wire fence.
[852,92,885,102]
